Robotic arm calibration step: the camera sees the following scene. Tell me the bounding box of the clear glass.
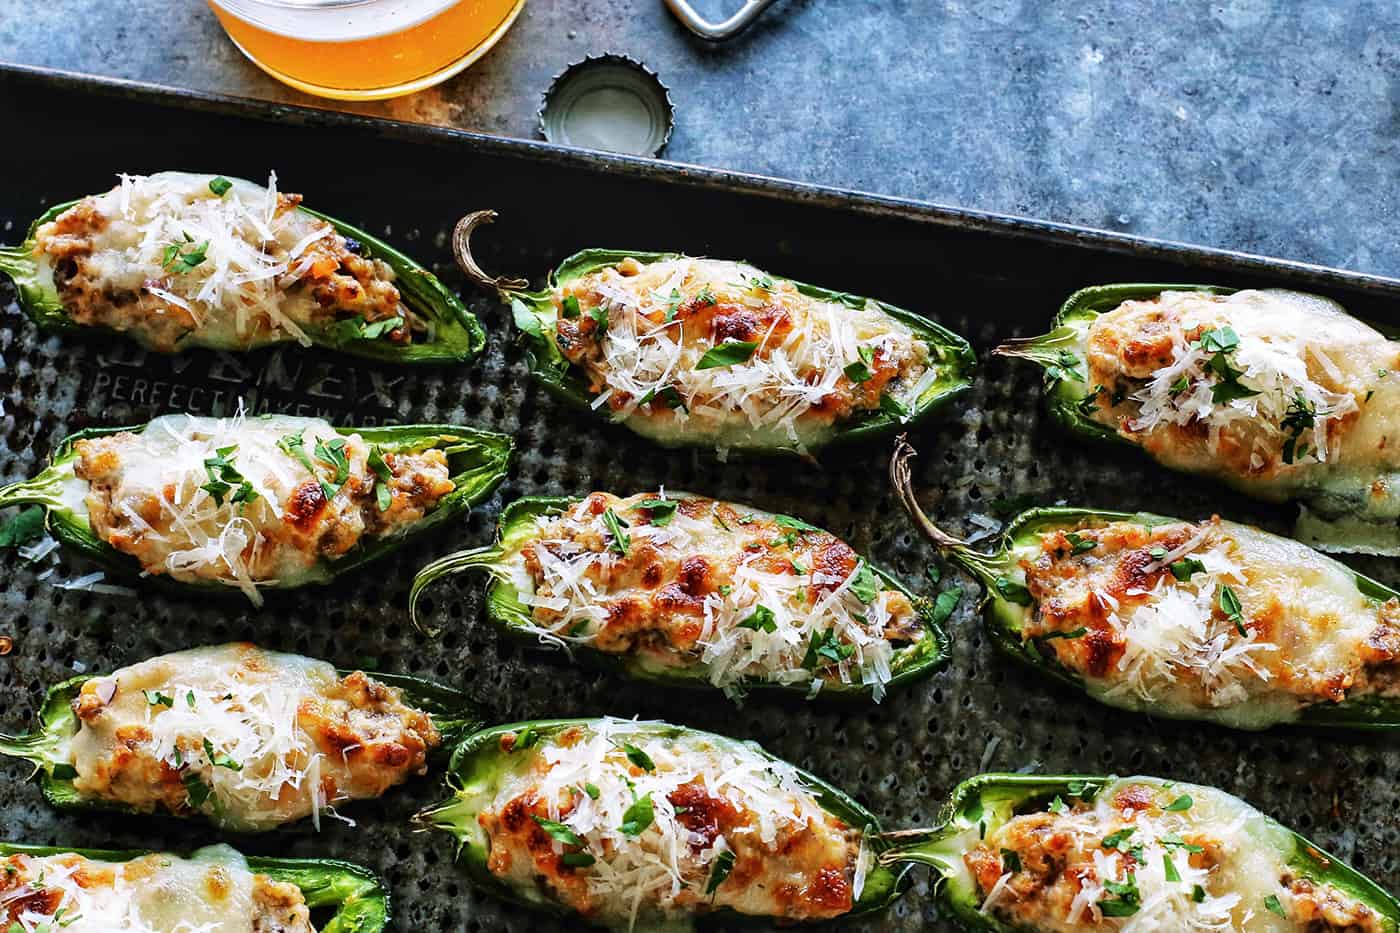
[208,0,527,101]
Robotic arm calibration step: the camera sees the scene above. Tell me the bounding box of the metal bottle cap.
[538,54,674,158]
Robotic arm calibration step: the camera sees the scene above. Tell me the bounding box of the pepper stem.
[890,435,1006,586]
[452,211,531,295]
[0,245,36,283]
[409,545,506,632]
[991,326,1079,366]
[0,468,68,512]
[0,729,64,774]
[873,826,963,874]
[412,792,474,840]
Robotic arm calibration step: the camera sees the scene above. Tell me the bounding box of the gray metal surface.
[2,1,1400,282]
[0,69,1396,932]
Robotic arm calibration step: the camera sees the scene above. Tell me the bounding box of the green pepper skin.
[0,660,482,826]
[0,182,485,363]
[417,718,912,927]
[0,417,513,596]
[0,842,389,932]
[452,212,976,455]
[890,440,1400,730]
[409,495,948,699]
[879,773,1400,933]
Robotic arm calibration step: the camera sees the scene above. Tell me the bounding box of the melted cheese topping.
[71,412,454,605]
[1081,290,1400,511]
[0,844,312,933]
[551,256,935,453]
[478,719,861,928]
[1011,517,1400,729]
[64,643,439,832]
[500,492,923,700]
[32,172,412,352]
[962,779,1382,932]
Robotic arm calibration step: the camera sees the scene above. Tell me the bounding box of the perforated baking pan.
[0,63,1395,931]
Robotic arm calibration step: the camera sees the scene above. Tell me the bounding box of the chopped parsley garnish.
[1281,389,1317,465]
[802,627,854,669]
[849,561,881,604]
[1264,894,1286,917]
[1048,795,1068,815]
[510,726,539,752]
[737,605,777,633]
[583,782,601,800]
[1169,557,1205,581]
[994,576,1033,606]
[1064,531,1097,554]
[590,305,610,336]
[844,344,876,384]
[1169,374,1191,396]
[1099,872,1141,917]
[638,498,677,526]
[745,273,774,291]
[622,742,656,772]
[774,514,820,532]
[182,771,213,809]
[561,852,596,867]
[201,445,256,508]
[162,236,209,274]
[1162,853,1181,882]
[695,339,760,370]
[208,176,233,196]
[332,314,406,343]
[1100,827,1135,849]
[1218,584,1247,636]
[186,690,197,709]
[314,437,351,500]
[1076,384,1104,416]
[638,385,688,411]
[560,295,581,318]
[706,849,736,894]
[662,288,684,322]
[695,286,717,306]
[1000,848,1022,873]
[1195,326,1260,404]
[603,508,630,556]
[278,430,318,476]
[203,737,241,771]
[1191,884,1207,903]
[1149,546,1168,559]
[367,444,394,512]
[144,690,173,707]
[532,815,585,846]
[1160,832,1204,853]
[619,792,655,836]
[1164,794,1193,811]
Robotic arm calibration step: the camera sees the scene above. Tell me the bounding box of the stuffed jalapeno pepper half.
[0,643,480,833]
[996,284,1400,554]
[416,717,910,930]
[0,842,387,932]
[0,171,484,362]
[881,773,1399,932]
[892,438,1400,730]
[452,211,975,456]
[0,412,512,605]
[410,491,946,701]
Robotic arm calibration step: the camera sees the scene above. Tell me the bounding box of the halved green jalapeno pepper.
[451,211,976,455]
[0,842,388,932]
[0,414,512,601]
[0,644,482,831]
[408,492,948,700]
[416,717,911,929]
[995,283,1400,555]
[879,773,1400,932]
[0,171,484,363]
[891,437,1400,731]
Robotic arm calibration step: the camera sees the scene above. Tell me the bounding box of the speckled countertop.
[2,1,1398,277]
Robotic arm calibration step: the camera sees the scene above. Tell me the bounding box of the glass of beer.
[208,0,527,101]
